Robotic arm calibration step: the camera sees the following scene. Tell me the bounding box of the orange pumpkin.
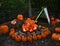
[52,33,57,40]
[21,36,27,42]
[15,35,21,42]
[55,27,60,32]
[41,33,47,38]
[17,14,23,20]
[44,31,50,36]
[52,33,60,41]
[0,25,8,34]
[55,19,60,23]
[32,35,37,40]
[27,35,32,42]
[11,33,16,39]
[9,28,15,36]
[37,34,41,40]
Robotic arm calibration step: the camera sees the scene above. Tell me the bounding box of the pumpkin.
[21,36,27,42]
[55,27,60,32]
[15,35,21,42]
[55,19,60,23]
[52,33,60,41]
[17,14,23,20]
[0,25,8,34]
[11,33,16,39]
[41,28,50,38]
[52,33,57,40]
[37,34,41,40]
[27,35,32,42]
[9,28,15,36]
[41,33,47,38]
[32,35,37,40]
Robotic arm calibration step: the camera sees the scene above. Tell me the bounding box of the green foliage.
[0,0,28,10]
[0,0,58,10]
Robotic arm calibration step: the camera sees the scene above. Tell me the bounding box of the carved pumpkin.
[37,34,41,40]
[27,35,32,42]
[22,36,27,42]
[32,35,37,40]
[15,35,21,42]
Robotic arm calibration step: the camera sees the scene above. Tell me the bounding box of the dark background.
[0,0,60,24]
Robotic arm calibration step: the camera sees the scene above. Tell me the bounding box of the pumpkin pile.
[51,16,60,41]
[52,27,60,41]
[9,14,51,42]
[9,26,50,42]
[1,14,60,42]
